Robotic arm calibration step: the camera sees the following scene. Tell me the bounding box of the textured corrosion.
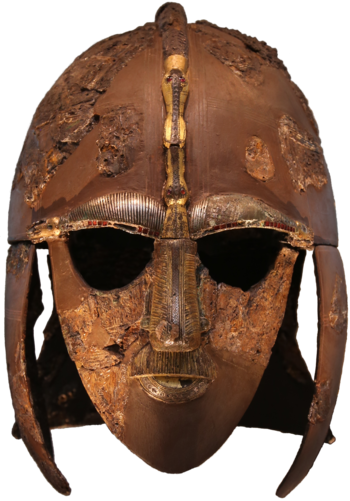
[6,243,31,276]
[59,271,151,439]
[193,27,264,86]
[14,24,156,206]
[156,2,188,59]
[201,246,299,366]
[308,380,331,425]
[329,274,348,335]
[193,20,288,73]
[279,115,327,192]
[191,21,319,133]
[36,306,102,430]
[97,108,143,176]
[189,194,313,249]
[245,136,275,181]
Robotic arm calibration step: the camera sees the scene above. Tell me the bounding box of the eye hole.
[69,228,154,290]
[197,228,284,291]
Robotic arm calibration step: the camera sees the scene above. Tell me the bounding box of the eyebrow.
[27,192,313,249]
[67,192,166,235]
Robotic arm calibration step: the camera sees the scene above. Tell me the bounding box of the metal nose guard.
[130,24,215,393]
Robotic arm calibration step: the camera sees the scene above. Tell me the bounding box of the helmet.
[5,3,347,498]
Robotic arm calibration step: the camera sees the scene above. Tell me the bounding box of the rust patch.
[245,136,275,181]
[96,108,143,176]
[308,380,331,425]
[6,243,31,276]
[191,22,319,132]
[192,21,286,72]
[204,247,298,366]
[191,24,263,85]
[156,3,188,59]
[329,274,348,335]
[79,364,129,439]
[59,272,150,439]
[279,115,327,192]
[14,24,156,207]
[198,266,218,332]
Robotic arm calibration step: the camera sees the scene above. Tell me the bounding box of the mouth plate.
[130,344,216,403]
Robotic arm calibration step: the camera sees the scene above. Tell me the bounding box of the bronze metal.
[5,2,347,498]
[147,239,201,352]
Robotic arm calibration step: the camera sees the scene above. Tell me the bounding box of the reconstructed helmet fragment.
[5,3,347,498]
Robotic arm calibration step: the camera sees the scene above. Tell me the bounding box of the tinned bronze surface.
[147,239,201,351]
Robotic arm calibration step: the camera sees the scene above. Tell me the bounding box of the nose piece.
[148,238,203,352]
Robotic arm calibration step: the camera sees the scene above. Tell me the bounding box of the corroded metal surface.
[308,380,331,425]
[156,2,188,59]
[97,108,143,176]
[329,274,348,334]
[6,2,347,497]
[245,136,275,181]
[6,243,31,276]
[279,115,327,192]
[13,24,156,207]
[55,245,152,439]
[195,27,264,86]
[190,20,319,134]
[200,247,299,367]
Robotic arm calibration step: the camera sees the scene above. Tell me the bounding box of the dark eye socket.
[69,228,154,290]
[197,228,284,291]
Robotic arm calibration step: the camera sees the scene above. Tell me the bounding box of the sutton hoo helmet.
[5,2,347,498]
